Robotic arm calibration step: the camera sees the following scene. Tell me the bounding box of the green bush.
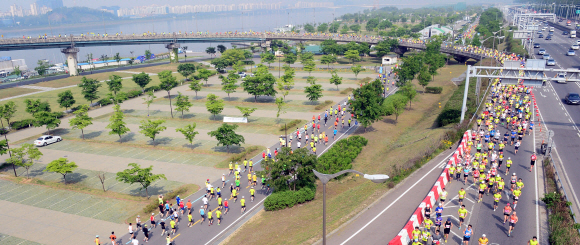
[144,85,161,92]
[279,119,303,132]
[314,100,334,110]
[425,86,443,94]
[98,98,113,106]
[127,90,143,98]
[264,187,316,211]
[315,135,368,175]
[436,77,478,127]
[10,119,35,130]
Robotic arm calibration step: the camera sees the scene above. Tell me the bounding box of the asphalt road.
[105,69,398,245]
[530,29,580,216]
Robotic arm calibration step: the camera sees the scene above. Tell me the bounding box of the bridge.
[0,33,483,76]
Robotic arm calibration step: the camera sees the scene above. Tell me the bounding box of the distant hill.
[3,7,118,28]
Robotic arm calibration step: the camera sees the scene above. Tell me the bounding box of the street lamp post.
[313,170,389,245]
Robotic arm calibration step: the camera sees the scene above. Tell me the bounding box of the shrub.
[144,85,161,92]
[316,135,368,175]
[340,87,354,95]
[314,100,334,110]
[225,146,260,166]
[127,90,143,98]
[425,86,443,94]
[264,187,316,211]
[142,185,191,216]
[98,98,113,106]
[279,119,303,131]
[10,119,36,130]
[436,77,478,127]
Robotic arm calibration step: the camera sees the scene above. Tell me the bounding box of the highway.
[529,23,580,217]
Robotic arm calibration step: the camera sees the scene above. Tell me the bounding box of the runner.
[458,205,468,229]
[529,152,537,172]
[250,186,256,202]
[216,209,222,225]
[222,174,226,188]
[458,187,466,206]
[150,213,156,228]
[199,206,205,224]
[142,224,150,242]
[207,208,213,226]
[478,180,486,203]
[95,235,101,245]
[202,195,208,210]
[478,234,488,245]
[241,196,247,214]
[421,228,431,244]
[159,219,166,235]
[424,204,431,220]
[188,211,194,227]
[527,236,538,245]
[463,224,473,245]
[109,232,116,245]
[170,218,176,235]
[513,188,522,210]
[435,203,444,218]
[224,199,229,214]
[435,215,443,232]
[128,223,134,239]
[493,191,502,211]
[503,201,512,224]
[432,229,442,245]
[508,211,518,237]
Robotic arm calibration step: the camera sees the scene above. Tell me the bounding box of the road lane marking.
[339,151,455,245]
[171,233,180,241]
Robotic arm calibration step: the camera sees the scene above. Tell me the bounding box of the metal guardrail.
[547,152,580,233]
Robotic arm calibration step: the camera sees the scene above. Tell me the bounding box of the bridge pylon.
[61,47,80,76]
[166,43,181,63]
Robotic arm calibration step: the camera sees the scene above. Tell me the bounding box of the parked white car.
[34,135,62,147]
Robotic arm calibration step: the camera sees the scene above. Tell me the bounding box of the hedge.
[315,135,368,175]
[436,77,478,127]
[264,187,316,211]
[127,90,143,98]
[425,86,443,94]
[144,85,161,92]
[279,119,302,132]
[98,98,113,106]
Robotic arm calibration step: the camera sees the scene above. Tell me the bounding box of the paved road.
[106,69,398,245]
[530,29,580,218]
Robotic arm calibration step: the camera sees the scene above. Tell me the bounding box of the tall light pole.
[313,170,389,245]
[47,11,53,37]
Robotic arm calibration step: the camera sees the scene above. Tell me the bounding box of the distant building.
[30,3,38,16]
[35,0,63,10]
[0,57,29,74]
[381,55,397,65]
[418,24,453,38]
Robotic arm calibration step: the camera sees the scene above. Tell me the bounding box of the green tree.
[0,140,12,176]
[24,99,50,116]
[236,106,257,118]
[348,79,385,131]
[206,47,217,57]
[116,163,167,198]
[78,77,101,105]
[351,65,364,80]
[317,23,328,33]
[329,71,343,91]
[207,123,245,152]
[7,143,42,179]
[401,84,418,108]
[374,40,393,58]
[139,119,167,144]
[220,72,239,99]
[12,66,22,76]
[158,70,179,118]
[0,101,17,127]
[177,63,196,80]
[350,24,361,33]
[35,60,50,76]
[205,93,225,119]
[132,72,151,92]
[260,52,276,67]
[114,52,121,67]
[57,90,75,111]
[340,24,349,34]
[275,97,287,119]
[106,104,130,141]
[304,23,316,33]
[176,123,199,146]
[344,50,361,64]
[302,60,316,76]
[329,22,341,33]
[106,75,123,96]
[174,92,192,118]
[277,65,295,100]
[210,57,228,72]
[387,94,408,122]
[44,158,78,184]
[188,79,202,99]
[299,52,314,63]
[69,105,92,139]
[33,111,61,135]
[217,45,227,54]
[258,147,316,192]
[320,54,337,70]
[471,34,481,47]
[283,53,297,65]
[304,79,323,102]
[366,18,380,31]
[145,50,153,60]
[142,91,156,116]
[418,65,431,91]
[197,68,213,86]
[241,64,277,102]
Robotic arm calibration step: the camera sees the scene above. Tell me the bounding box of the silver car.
[568,49,576,56]
[538,48,546,55]
[34,135,62,147]
[543,53,551,60]
[546,59,556,65]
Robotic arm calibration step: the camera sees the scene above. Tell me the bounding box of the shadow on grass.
[120,133,136,143]
[128,184,168,196]
[51,128,70,136]
[383,118,398,125]
[150,137,173,146]
[242,96,276,103]
[212,145,245,153]
[63,172,88,184]
[224,96,241,102]
[177,113,198,119]
[303,101,321,106]
[83,131,103,140]
[123,109,136,114]
[181,142,202,149]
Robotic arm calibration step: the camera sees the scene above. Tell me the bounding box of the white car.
[572,44,580,50]
[577,40,580,45]
[34,135,62,147]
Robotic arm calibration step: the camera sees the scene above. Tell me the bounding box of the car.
[538,48,546,54]
[238,72,246,78]
[543,53,551,60]
[546,59,556,65]
[565,93,580,104]
[556,72,567,83]
[534,43,541,48]
[568,49,576,56]
[539,34,544,38]
[572,44,580,50]
[546,35,552,40]
[538,30,543,34]
[564,31,570,35]
[576,40,580,45]
[34,135,61,147]
[560,19,564,22]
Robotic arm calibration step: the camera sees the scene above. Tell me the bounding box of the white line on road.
[339,151,455,245]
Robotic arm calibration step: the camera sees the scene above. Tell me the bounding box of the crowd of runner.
[409,78,539,245]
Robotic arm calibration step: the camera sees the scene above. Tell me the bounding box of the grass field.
[222,63,465,245]
[0,87,41,100]
[0,233,42,245]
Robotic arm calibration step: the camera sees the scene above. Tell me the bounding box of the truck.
[572,30,577,38]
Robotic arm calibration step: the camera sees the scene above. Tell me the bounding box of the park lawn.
[221,63,464,245]
[39,72,130,88]
[126,63,181,73]
[0,87,41,100]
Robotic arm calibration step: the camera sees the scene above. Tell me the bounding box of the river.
[1,7,365,69]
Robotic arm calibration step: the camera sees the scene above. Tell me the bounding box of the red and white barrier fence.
[388,130,471,245]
